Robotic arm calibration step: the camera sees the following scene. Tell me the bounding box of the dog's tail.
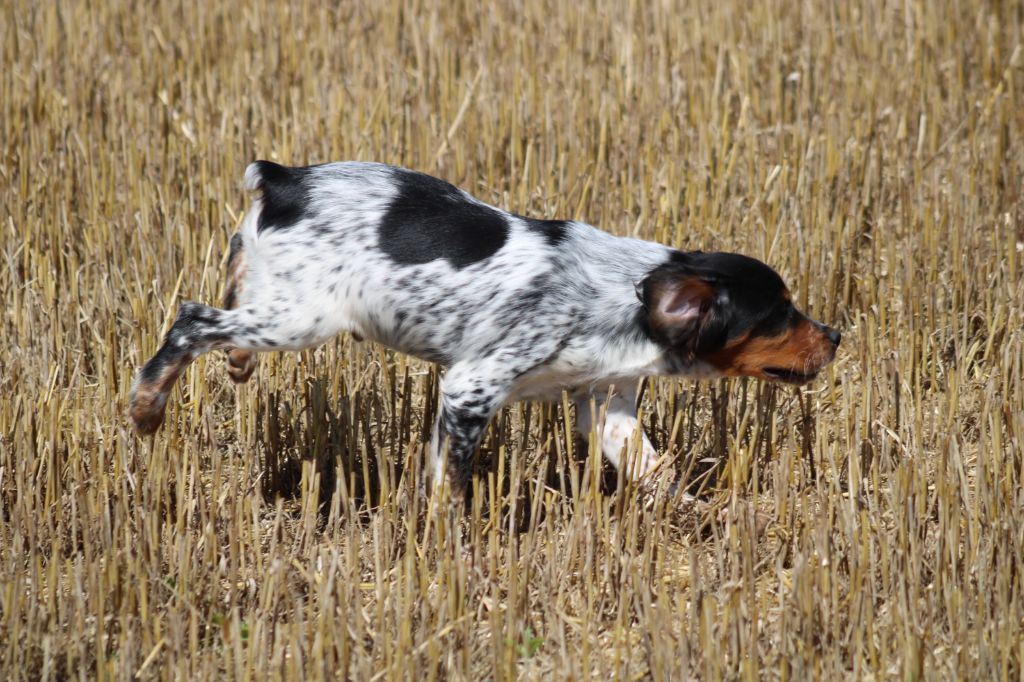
[242,160,265,194]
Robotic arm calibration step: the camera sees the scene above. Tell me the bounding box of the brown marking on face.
[701,315,837,383]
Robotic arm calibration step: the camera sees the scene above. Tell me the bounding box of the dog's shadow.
[252,380,725,535]
[255,378,380,515]
[473,440,724,534]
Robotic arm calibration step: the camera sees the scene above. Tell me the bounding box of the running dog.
[129,161,840,499]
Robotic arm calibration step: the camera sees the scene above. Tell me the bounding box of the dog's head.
[640,251,840,384]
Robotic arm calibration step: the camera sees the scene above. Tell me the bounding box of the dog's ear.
[651,277,708,322]
[641,271,728,356]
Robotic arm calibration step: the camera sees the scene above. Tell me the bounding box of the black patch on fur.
[378,168,509,269]
[172,304,229,342]
[251,161,313,233]
[525,218,570,246]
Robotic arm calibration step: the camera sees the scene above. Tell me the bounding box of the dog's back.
[236,161,668,369]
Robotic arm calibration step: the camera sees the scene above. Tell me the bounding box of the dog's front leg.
[428,361,513,502]
[574,380,659,481]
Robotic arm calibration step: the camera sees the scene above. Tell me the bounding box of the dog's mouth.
[762,367,818,385]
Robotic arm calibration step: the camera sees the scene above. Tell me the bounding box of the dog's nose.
[826,327,841,347]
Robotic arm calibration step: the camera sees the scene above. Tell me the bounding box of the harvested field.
[1,0,1023,679]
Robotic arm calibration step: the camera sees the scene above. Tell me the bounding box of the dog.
[129,161,840,499]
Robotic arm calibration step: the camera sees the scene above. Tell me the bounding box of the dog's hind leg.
[222,233,259,383]
[128,302,332,434]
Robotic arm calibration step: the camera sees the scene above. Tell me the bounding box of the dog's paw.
[128,384,167,435]
[226,350,257,383]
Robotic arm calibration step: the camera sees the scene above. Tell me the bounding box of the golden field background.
[2,0,1023,679]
